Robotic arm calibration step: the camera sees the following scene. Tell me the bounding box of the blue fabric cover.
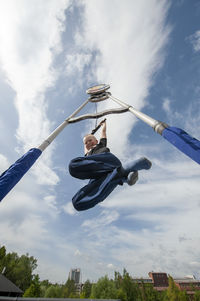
[0,148,42,201]
[162,127,200,164]
[69,152,125,211]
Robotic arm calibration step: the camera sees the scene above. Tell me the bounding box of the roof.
[174,278,200,284]
[0,274,23,294]
[132,278,153,283]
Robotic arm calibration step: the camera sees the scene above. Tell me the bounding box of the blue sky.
[0,0,200,283]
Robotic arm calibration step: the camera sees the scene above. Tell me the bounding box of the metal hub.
[86,84,111,102]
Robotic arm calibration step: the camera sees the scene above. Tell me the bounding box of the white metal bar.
[109,94,158,127]
[38,88,169,152]
[108,94,168,134]
[38,98,90,151]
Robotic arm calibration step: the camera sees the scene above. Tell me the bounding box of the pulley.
[86,84,110,102]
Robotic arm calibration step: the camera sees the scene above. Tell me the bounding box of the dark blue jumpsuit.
[69,138,150,211]
[69,138,126,211]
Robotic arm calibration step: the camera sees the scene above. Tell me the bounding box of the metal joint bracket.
[154,121,169,135]
[88,92,111,103]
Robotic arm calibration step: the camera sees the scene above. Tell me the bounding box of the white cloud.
[63,201,77,215]
[72,139,200,279]
[0,0,70,184]
[74,249,81,256]
[77,196,200,278]
[0,194,49,250]
[189,262,200,268]
[65,52,92,82]
[183,100,200,139]
[162,97,171,114]
[43,195,60,218]
[32,155,60,186]
[103,155,200,210]
[82,210,119,229]
[71,0,171,157]
[0,153,10,173]
[189,30,200,52]
[107,263,114,269]
[163,97,200,142]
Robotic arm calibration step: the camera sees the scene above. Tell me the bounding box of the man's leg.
[120,157,152,186]
[72,168,125,211]
[69,152,122,180]
[122,157,152,175]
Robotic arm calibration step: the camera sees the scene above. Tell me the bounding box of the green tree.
[116,288,127,301]
[114,271,123,289]
[44,284,62,298]
[114,269,165,301]
[164,276,188,301]
[40,279,52,297]
[23,275,41,297]
[0,246,38,292]
[179,290,187,301]
[120,269,140,301]
[80,279,92,298]
[63,278,77,297]
[194,290,200,301]
[91,275,118,299]
[4,252,37,291]
[0,246,6,273]
[139,280,164,301]
[61,286,70,298]
[0,246,6,260]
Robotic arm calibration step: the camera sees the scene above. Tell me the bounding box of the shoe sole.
[127,171,138,186]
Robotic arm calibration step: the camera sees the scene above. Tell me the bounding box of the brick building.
[148,272,169,291]
[174,275,200,296]
[148,272,200,296]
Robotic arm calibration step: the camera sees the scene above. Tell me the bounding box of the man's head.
[83,134,98,151]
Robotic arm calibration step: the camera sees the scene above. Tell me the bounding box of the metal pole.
[38,98,90,151]
[108,94,169,135]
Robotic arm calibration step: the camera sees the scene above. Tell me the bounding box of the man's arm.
[100,120,107,139]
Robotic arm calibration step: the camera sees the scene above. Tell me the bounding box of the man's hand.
[100,118,106,126]
[101,119,107,139]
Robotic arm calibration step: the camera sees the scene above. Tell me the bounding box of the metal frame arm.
[38,98,90,151]
[108,94,169,134]
[38,99,129,151]
[68,107,129,123]
[37,85,168,153]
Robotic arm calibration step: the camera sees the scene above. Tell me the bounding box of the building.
[69,268,81,284]
[148,272,169,291]
[174,275,200,297]
[0,274,23,297]
[132,277,153,287]
[68,268,82,293]
[148,272,200,296]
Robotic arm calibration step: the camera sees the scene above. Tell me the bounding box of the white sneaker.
[127,171,138,186]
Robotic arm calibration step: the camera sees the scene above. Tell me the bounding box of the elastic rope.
[95,102,98,128]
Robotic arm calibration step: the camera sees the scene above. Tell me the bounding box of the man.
[69,120,151,211]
